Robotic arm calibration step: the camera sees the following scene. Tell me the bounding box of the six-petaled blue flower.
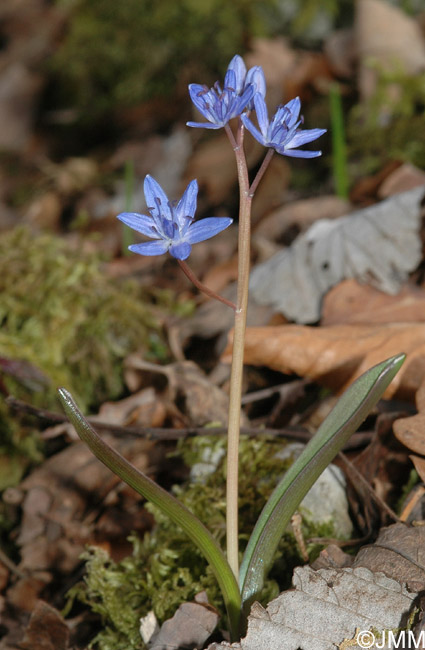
[241,94,326,158]
[117,175,233,261]
[187,54,265,130]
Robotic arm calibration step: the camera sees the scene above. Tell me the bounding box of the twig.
[6,395,373,449]
[338,451,401,523]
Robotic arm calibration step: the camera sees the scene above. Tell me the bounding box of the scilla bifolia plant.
[58,55,405,639]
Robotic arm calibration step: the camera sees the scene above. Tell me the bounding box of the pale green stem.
[224,124,276,580]
[224,123,252,578]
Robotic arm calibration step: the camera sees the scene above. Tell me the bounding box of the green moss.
[70,436,343,649]
[50,0,277,124]
[0,227,161,412]
[347,67,425,174]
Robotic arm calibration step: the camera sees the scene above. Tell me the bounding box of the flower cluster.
[187,55,265,130]
[117,175,232,261]
[241,94,326,158]
[187,54,325,159]
[118,54,325,260]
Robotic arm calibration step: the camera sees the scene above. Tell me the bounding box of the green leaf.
[58,388,241,638]
[240,353,405,608]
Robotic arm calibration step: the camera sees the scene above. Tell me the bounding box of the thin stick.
[178,260,236,310]
[6,395,374,448]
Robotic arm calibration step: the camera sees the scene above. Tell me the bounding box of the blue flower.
[187,55,265,130]
[117,175,233,261]
[241,94,326,158]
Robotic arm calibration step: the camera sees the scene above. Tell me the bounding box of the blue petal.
[284,97,301,128]
[245,66,266,108]
[241,113,267,146]
[253,93,269,138]
[144,176,172,220]
[117,212,159,238]
[185,217,233,244]
[188,84,211,116]
[277,147,322,158]
[226,55,246,93]
[129,240,170,256]
[176,180,198,225]
[169,241,192,260]
[286,128,327,148]
[161,218,175,239]
[235,85,255,116]
[186,121,223,130]
[224,68,237,93]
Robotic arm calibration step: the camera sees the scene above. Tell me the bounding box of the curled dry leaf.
[249,187,424,323]
[222,322,425,400]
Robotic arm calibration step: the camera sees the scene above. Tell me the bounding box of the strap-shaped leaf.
[58,388,241,638]
[240,353,405,607]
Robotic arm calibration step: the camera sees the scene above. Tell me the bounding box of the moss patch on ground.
[70,435,340,650]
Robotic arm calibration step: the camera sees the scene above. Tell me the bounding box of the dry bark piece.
[223,322,425,400]
[208,565,417,650]
[20,600,69,650]
[249,187,424,323]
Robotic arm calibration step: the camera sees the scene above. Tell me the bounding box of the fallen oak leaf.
[222,322,425,399]
[207,565,418,650]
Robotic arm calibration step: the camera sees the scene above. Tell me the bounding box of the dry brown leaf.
[249,187,424,323]
[378,163,425,199]
[96,387,166,428]
[410,455,425,483]
[222,322,425,399]
[353,523,425,591]
[124,357,233,426]
[245,37,296,107]
[254,195,350,242]
[392,414,425,456]
[251,155,291,225]
[20,600,69,650]
[150,599,219,650]
[185,129,262,205]
[201,256,239,296]
[322,281,425,326]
